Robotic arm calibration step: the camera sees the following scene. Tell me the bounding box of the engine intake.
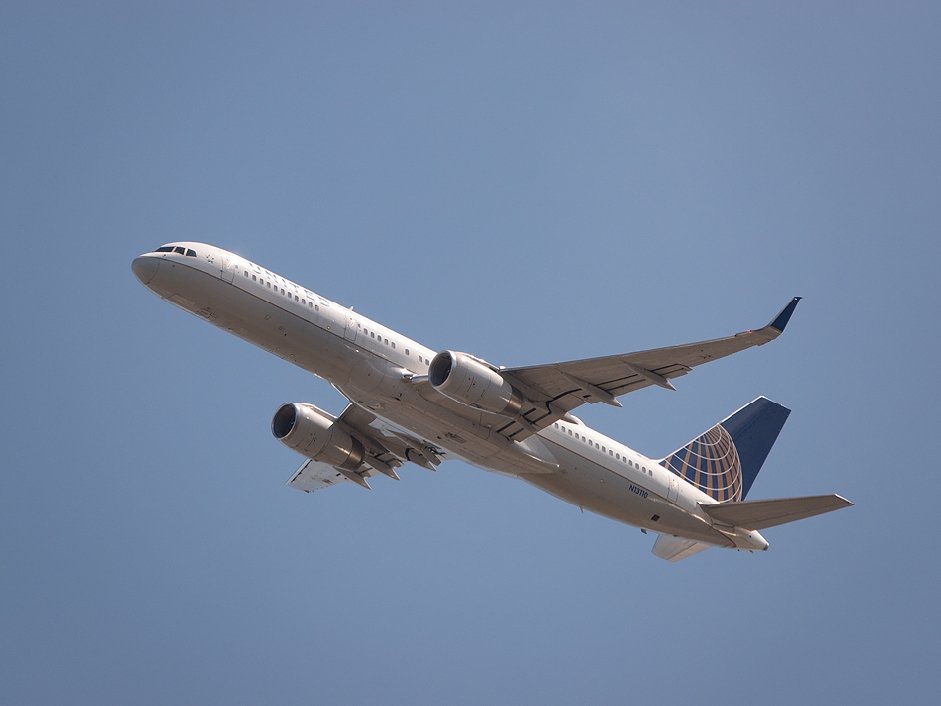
[272,403,364,470]
[428,350,524,417]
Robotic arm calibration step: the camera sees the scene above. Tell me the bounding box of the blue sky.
[2,3,939,704]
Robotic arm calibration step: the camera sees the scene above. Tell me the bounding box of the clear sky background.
[2,2,939,704]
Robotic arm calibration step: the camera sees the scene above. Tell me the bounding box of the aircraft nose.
[132,256,160,286]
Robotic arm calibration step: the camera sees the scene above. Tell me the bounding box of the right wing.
[286,402,442,492]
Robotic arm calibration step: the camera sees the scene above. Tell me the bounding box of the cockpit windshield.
[154,245,196,257]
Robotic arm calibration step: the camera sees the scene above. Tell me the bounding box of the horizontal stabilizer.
[700,494,852,530]
[652,534,713,561]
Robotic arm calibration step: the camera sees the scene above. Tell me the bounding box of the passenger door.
[344,316,358,342]
[220,256,237,283]
[667,475,679,504]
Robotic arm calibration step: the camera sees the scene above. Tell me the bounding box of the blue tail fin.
[659,397,790,502]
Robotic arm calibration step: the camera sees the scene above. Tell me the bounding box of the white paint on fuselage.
[133,243,768,550]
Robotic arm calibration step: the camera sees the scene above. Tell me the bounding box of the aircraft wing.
[286,402,440,492]
[501,298,801,421]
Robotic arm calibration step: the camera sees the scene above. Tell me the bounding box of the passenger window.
[405,349,410,356]
[391,342,395,349]
[252,275,256,281]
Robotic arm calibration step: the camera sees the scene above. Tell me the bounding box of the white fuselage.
[133,243,769,551]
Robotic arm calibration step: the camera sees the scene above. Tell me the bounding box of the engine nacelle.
[428,350,524,417]
[271,403,364,470]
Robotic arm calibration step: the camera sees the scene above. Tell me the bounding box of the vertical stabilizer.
[659,397,790,502]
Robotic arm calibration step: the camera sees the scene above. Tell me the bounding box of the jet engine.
[272,403,364,469]
[428,350,524,417]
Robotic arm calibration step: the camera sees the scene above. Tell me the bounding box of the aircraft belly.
[518,444,732,545]
[349,396,728,544]
[358,397,519,469]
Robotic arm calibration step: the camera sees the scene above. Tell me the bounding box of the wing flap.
[700,494,853,530]
[287,459,353,493]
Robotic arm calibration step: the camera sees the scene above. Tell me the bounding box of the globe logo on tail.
[660,424,743,502]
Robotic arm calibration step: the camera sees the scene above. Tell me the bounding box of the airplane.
[132,242,851,561]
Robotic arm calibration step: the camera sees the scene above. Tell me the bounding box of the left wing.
[489,298,801,440]
[286,403,440,492]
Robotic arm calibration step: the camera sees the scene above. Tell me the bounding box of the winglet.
[768,297,802,333]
